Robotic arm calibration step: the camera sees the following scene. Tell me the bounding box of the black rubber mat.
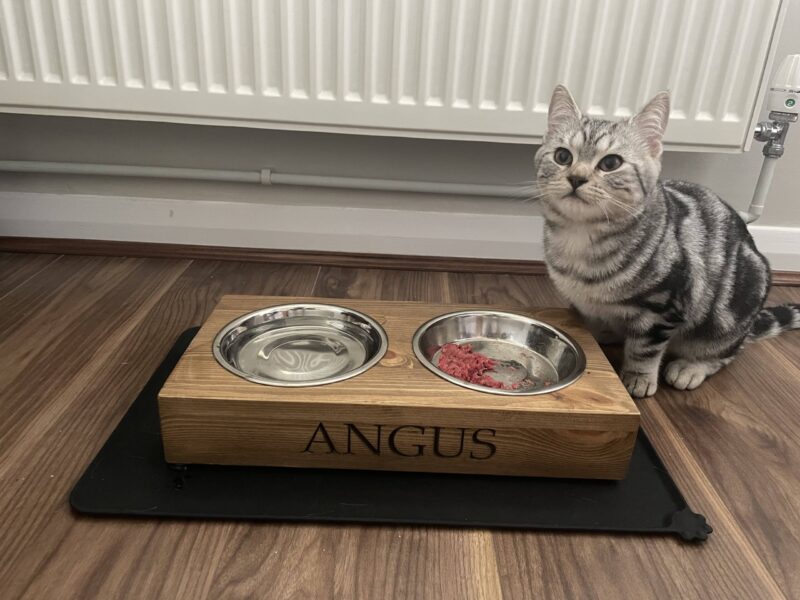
[71,328,712,542]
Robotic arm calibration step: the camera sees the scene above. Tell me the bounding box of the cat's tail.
[746,304,800,342]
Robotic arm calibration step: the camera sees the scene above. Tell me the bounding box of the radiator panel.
[0,0,785,150]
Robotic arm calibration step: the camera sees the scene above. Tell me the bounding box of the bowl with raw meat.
[412,311,586,396]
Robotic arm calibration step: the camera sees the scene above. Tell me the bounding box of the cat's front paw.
[621,371,659,398]
[664,359,709,390]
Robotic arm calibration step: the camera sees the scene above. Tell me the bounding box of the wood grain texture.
[0,252,61,300]
[313,266,453,302]
[0,258,798,599]
[4,237,798,285]
[0,236,549,276]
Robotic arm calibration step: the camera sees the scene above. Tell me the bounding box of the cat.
[534,84,800,398]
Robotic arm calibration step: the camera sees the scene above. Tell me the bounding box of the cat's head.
[534,85,670,223]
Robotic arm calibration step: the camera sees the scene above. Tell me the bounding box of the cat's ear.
[547,85,581,136]
[633,91,670,157]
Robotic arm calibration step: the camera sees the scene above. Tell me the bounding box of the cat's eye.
[553,148,573,166]
[598,154,623,172]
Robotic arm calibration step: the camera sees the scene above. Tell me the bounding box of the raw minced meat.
[437,343,520,389]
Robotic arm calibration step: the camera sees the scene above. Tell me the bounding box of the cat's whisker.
[582,190,610,222]
[512,189,543,200]
[513,183,544,193]
[591,192,612,225]
[512,186,551,203]
[516,190,549,201]
[609,204,640,219]
[597,190,640,218]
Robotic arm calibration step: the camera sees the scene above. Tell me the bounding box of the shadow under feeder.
[158,295,640,480]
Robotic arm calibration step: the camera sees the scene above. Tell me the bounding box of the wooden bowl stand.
[158,295,640,480]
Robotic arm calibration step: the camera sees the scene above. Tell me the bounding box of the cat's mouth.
[562,192,590,205]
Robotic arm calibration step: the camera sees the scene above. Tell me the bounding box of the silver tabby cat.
[535,85,800,398]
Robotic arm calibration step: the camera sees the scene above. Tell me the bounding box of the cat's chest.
[544,226,596,260]
[544,224,632,303]
[544,224,628,276]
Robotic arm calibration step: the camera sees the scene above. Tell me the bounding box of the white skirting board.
[0,187,543,261]
[748,225,800,273]
[0,188,798,271]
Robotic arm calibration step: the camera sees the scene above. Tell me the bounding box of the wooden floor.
[1,252,798,600]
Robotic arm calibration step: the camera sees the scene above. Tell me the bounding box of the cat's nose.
[568,176,588,191]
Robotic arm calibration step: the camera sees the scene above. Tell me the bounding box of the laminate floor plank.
[444,272,565,309]
[313,266,451,303]
[0,252,61,300]
[204,524,503,600]
[0,256,192,455]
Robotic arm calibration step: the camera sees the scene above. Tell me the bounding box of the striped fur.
[748,304,800,341]
[534,85,798,398]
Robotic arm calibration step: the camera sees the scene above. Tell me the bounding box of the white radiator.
[0,0,787,152]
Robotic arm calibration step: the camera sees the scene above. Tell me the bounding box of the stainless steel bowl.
[412,310,586,396]
[213,304,388,387]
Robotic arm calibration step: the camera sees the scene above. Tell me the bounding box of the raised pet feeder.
[158,296,640,479]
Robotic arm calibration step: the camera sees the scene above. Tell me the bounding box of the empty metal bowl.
[213,304,388,387]
[412,310,586,395]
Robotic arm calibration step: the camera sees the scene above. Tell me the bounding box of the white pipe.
[738,156,779,223]
[0,160,526,199]
[0,160,260,184]
[268,171,521,197]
